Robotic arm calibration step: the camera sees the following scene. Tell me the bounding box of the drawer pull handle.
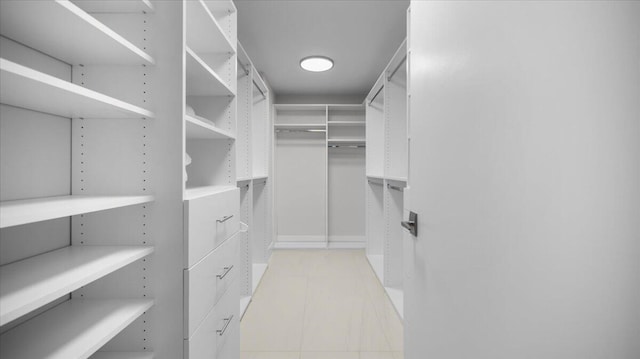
[217,315,233,336]
[217,215,234,223]
[217,265,234,279]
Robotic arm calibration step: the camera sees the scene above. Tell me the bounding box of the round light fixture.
[300,56,334,72]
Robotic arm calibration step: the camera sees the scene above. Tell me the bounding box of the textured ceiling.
[235,0,409,97]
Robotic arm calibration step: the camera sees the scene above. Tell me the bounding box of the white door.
[405,1,640,358]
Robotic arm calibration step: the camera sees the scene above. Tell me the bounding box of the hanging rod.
[237,59,266,99]
[368,84,384,106]
[275,129,326,133]
[388,184,404,192]
[328,145,365,148]
[387,55,407,81]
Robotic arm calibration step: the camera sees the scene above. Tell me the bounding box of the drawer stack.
[183,188,241,358]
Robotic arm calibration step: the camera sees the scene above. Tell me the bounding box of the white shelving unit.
[0,0,158,357]
[185,0,235,55]
[236,42,273,317]
[0,59,153,120]
[0,245,153,326]
[364,40,408,319]
[0,299,153,359]
[91,352,155,359]
[0,1,270,357]
[0,195,153,229]
[274,104,366,248]
[0,0,154,65]
[185,114,235,140]
[185,47,234,97]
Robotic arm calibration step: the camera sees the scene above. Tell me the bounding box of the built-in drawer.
[184,188,239,267]
[184,280,240,359]
[184,233,240,338]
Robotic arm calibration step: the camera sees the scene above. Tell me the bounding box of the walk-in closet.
[1,1,639,359]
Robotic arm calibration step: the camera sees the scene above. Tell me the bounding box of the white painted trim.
[385,286,404,321]
[276,235,326,243]
[273,241,327,249]
[327,241,366,249]
[366,254,384,284]
[239,296,251,319]
[251,263,268,294]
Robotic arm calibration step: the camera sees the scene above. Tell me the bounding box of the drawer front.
[184,188,239,267]
[184,233,240,338]
[184,280,240,359]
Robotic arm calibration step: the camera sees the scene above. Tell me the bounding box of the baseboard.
[273,241,327,249]
[273,241,366,249]
[277,235,326,242]
[240,296,252,319]
[252,263,268,294]
[366,254,384,284]
[384,286,404,321]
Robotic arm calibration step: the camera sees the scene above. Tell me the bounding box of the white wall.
[406,1,640,358]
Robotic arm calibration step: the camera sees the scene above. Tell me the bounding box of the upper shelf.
[0,194,154,228]
[328,138,366,144]
[0,59,154,120]
[185,114,235,140]
[186,0,235,55]
[328,121,366,126]
[73,0,154,14]
[274,123,326,130]
[0,0,154,65]
[0,245,153,326]
[0,299,153,359]
[275,104,327,112]
[91,353,154,359]
[185,47,234,97]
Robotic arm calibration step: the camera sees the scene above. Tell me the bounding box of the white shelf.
[240,295,251,318]
[91,352,154,359]
[0,299,153,359]
[328,138,366,144]
[328,121,366,126]
[367,174,385,181]
[385,176,408,184]
[185,47,234,97]
[0,195,154,229]
[366,254,384,284]
[184,185,237,201]
[252,175,268,181]
[275,104,327,111]
[0,0,154,65]
[185,114,235,140]
[274,123,326,130]
[0,59,154,120]
[237,177,252,183]
[74,0,154,14]
[185,0,235,55]
[252,263,268,294]
[0,245,153,326]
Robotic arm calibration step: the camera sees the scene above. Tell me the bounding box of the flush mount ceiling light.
[300,56,334,72]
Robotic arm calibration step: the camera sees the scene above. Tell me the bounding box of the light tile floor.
[241,249,403,359]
